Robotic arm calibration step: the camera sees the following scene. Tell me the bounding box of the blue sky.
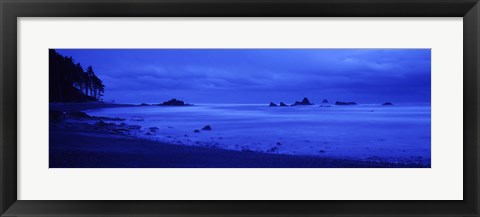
[55,49,431,104]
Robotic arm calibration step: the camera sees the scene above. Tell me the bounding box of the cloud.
[56,49,431,103]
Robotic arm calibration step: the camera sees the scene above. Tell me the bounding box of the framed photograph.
[1,0,478,216]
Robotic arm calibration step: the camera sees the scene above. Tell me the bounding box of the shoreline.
[49,101,137,112]
[49,102,429,168]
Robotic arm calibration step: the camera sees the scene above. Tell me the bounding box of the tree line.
[49,49,105,102]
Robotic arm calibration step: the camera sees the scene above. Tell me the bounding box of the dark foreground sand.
[49,103,427,168]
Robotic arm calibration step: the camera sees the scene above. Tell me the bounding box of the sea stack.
[279,102,288,106]
[159,98,192,106]
[319,99,331,107]
[292,97,313,106]
[382,102,393,106]
[269,102,278,107]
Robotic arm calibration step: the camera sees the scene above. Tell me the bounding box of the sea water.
[86,104,431,164]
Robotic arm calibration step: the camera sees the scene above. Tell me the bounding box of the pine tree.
[49,49,105,102]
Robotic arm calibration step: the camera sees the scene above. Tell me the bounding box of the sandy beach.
[49,103,427,168]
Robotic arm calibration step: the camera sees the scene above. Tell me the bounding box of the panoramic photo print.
[49,49,431,168]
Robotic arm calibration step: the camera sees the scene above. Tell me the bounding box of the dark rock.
[194,129,200,133]
[241,148,254,153]
[292,97,313,106]
[159,98,192,106]
[268,146,279,152]
[382,102,393,106]
[279,102,288,106]
[269,102,278,107]
[112,129,126,135]
[319,150,326,153]
[322,99,329,103]
[140,103,150,106]
[95,121,115,127]
[66,111,91,119]
[95,121,106,127]
[103,117,126,121]
[276,142,282,146]
[128,125,142,130]
[149,127,159,132]
[202,125,212,131]
[335,101,357,105]
[65,111,125,121]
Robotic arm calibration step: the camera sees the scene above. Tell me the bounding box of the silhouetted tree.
[49,49,105,102]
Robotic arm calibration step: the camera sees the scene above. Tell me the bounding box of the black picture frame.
[1,0,479,216]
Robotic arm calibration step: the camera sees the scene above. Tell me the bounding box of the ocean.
[85,104,431,165]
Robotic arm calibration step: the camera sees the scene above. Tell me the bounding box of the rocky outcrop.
[95,120,116,127]
[335,101,357,105]
[269,102,278,107]
[292,97,313,106]
[66,111,91,119]
[382,102,393,106]
[279,102,288,106]
[202,125,212,131]
[63,111,124,121]
[159,98,192,106]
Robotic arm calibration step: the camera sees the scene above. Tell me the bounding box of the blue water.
[86,104,431,164]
